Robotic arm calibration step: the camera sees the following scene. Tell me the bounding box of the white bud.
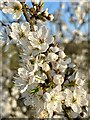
[47,52,58,62]
[43,92,51,102]
[49,14,54,21]
[59,50,66,58]
[42,63,50,72]
[44,8,48,16]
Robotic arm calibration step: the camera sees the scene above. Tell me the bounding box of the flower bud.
[48,14,54,21]
[42,63,50,72]
[44,8,48,17]
[47,52,58,62]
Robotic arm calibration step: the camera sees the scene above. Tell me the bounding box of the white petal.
[40,43,49,52]
[47,102,53,117]
[59,50,66,58]
[10,32,17,40]
[40,26,48,39]
[42,63,50,72]
[2,7,13,13]
[18,68,28,78]
[72,103,82,113]
[11,23,21,32]
[50,46,59,53]
[55,103,63,113]
[46,35,54,44]
[71,110,78,118]
[56,92,65,101]
[21,22,30,34]
[53,74,64,85]
[64,89,73,98]
[43,92,51,102]
[47,52,58,62]
[20,84,28,93]
[65,58,71,64]
[13,12,21,19]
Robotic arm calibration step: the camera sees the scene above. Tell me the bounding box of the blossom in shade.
[2,1,22,19]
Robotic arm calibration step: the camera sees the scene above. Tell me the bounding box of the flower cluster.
[1,0,88,119]
[8,22,88,118]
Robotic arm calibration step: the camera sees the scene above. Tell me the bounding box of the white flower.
[42,63,50,72]
[64,88,82,113]
[28,26,54,52]
[47,52,58,62]
[2,1,22,19]
[64,87,88,113]
[43,86,65,117]
[10,22,30,45]
[53,74,64,85]
[15,68,35,93]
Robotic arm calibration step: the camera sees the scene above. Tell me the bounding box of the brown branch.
[21,2,34,31]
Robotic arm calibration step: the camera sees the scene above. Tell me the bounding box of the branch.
[62,104,73,120]
[21,2,34,31]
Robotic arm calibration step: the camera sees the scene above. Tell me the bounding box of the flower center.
[13,5,21,11]
[38,39,44,44]
[72,97,77,103]
[19,31,25,39]
[51,96,56,102]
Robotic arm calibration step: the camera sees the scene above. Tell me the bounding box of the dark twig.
[21,2,34,31]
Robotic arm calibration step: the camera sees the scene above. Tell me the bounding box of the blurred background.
[0,1,89,118]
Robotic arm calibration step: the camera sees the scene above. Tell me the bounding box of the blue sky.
[0,1,88,36]
[43,2,60,13]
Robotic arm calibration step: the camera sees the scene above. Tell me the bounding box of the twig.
[21,2,34,31]
[62,104,73,120]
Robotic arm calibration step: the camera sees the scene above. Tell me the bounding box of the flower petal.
[46,35,54,44]
[72,103,82,113]
[40,43,49,52]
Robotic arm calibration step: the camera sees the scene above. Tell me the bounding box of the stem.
[62,104,73,120]
[21,2,34,31]
[43,71,53,83]
[64,81,75,87]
